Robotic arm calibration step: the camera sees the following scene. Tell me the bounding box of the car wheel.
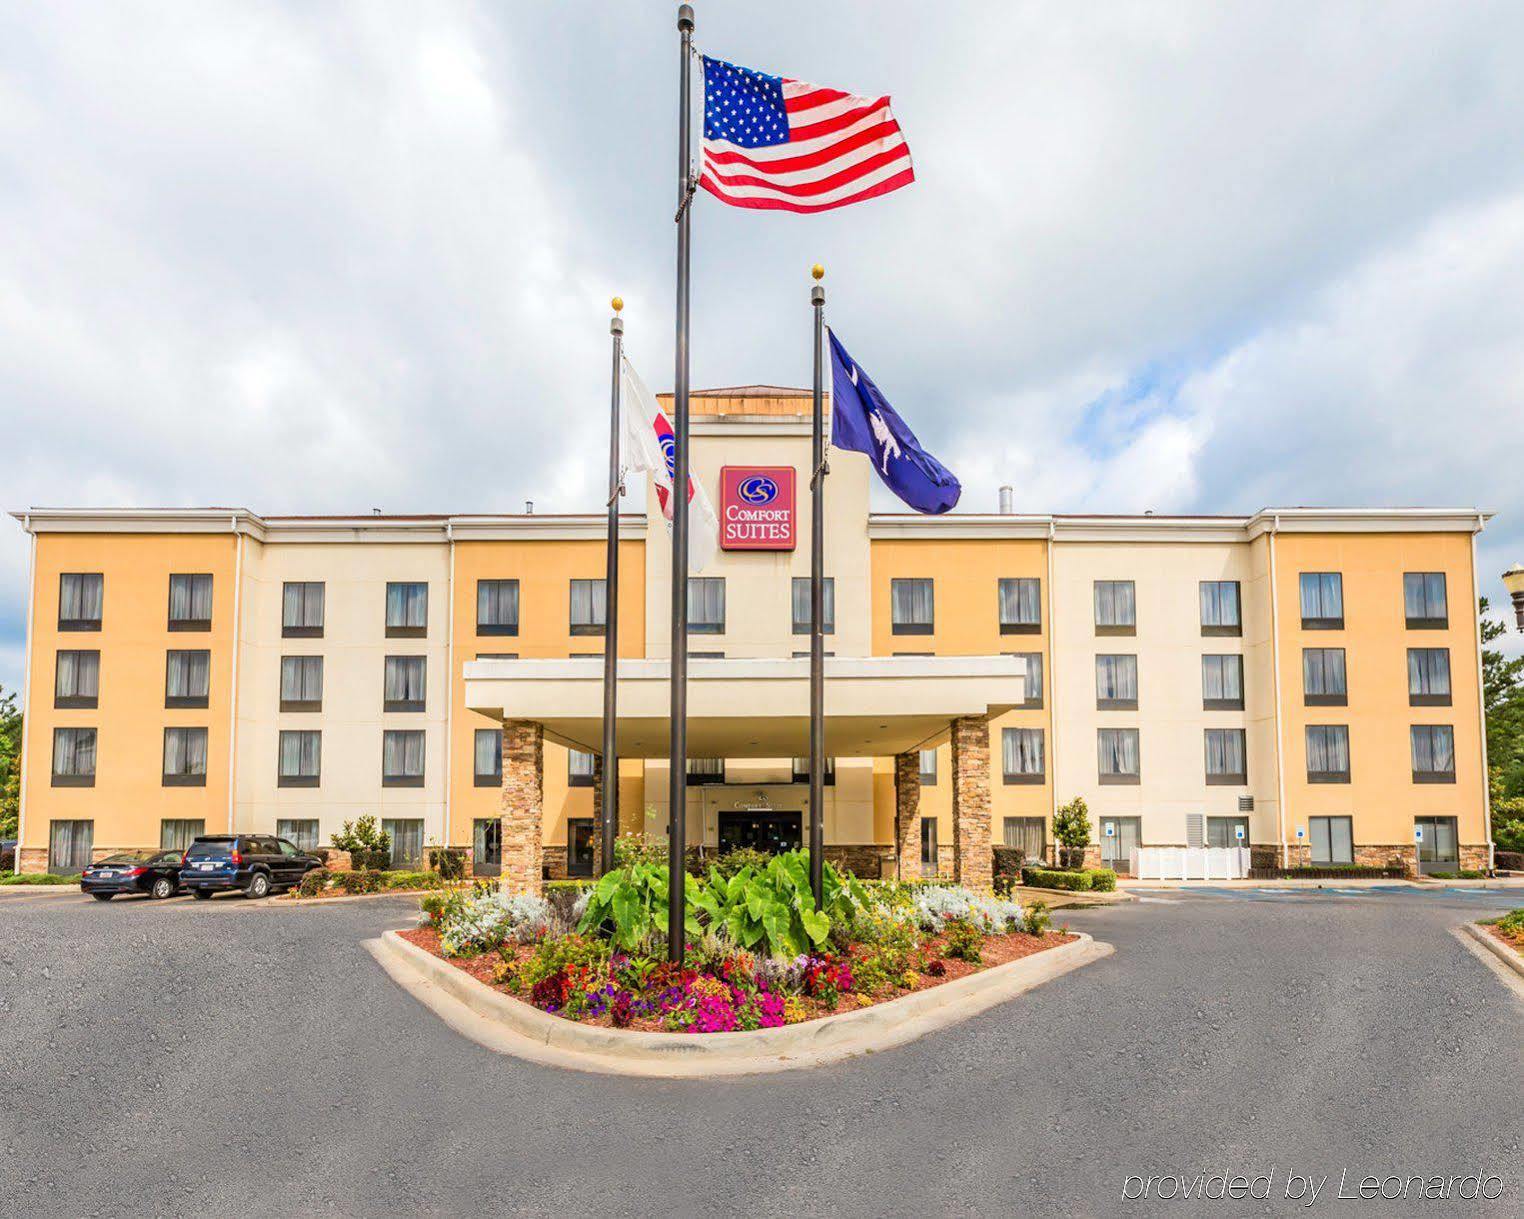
[192,889,213,900]
[245,872,271,899]
[91,892,113,902]
[150,877,175,900]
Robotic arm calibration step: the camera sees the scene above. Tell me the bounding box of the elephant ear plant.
[577,861,703,951]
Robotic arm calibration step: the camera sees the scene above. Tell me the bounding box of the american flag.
[698,55,914,214]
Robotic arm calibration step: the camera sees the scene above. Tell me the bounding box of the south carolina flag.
[620,355,719,571]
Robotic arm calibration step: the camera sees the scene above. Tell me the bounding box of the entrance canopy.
[464,655,1025,758]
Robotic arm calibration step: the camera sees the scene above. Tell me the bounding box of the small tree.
[331,814,392,869]
[1053,796,1092,870]
[0,686,21,841]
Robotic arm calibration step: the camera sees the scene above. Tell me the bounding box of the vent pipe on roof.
[998,485,1014,515]
[525,500,534,515]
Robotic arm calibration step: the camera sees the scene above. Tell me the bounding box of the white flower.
[911,885,1022,934]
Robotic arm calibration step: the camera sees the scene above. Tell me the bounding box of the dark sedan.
[80,851,185,901]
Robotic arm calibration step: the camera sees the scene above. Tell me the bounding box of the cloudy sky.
[4,1,1524,693]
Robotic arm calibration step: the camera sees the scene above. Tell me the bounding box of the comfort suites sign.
[719,466,796,551]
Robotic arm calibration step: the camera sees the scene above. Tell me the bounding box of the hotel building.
[12,387,1494,883]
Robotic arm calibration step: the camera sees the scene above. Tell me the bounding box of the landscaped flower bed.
[1486,908,1524,954]
[401,849,1073,1034]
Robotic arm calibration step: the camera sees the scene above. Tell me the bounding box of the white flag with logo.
[620,355,718,571]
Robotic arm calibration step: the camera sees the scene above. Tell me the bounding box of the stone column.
[592,752,606,874]
[500,720,544,895]
[894,750,921,881]
[951,716,993,890]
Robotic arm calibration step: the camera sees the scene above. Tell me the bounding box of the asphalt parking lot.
[2,883,1520,1217]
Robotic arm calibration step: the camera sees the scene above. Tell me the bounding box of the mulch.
[1488,924,1524,954]
[398,924,1077,1032]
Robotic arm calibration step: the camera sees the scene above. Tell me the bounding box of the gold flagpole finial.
[810,263,825,281]
[611,296,624,314]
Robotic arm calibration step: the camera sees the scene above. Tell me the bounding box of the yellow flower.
[783,996,809,1025]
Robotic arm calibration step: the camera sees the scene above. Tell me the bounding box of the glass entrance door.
[1415,816,1458,874]
[567,819,595,877]
[1100,817,1142,875]
[718,811,802,856]
[473,819,502,878]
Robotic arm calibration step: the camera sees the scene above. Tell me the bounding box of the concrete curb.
[369,928,1111,1079]
[1462,922,1524,981]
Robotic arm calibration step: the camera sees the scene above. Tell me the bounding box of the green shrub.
[1089,868,1117,892]
[334,869,383,895]
[545,879,597,893]
[426,847,466,880]
[1493,908,1524,937]
[1053,796,1092,869]
[1022,866,1093,891]
[991,846,1024,894]
[296,868,330,898]
[711,846,772,880]
[944,917,984,963]
[0,872,77,885]
[613,832,666,868]
[1020,900,1052,936]
[383,870,444,891]
[330,815,392,870]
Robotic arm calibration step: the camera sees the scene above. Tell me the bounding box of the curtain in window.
[1303,648,1346,695]
[792,578,835,632]
[280,656,323,702]
[53,728,96,776]
[688,578,726,629]
[49,819,93,872]
[569,749,596,778]
[477,580,518,628]
[277,819,319,850]
[1299,573,1343,620]
[1094,581,1135,626]
[56,651,99,698]
[891,579,933,626]
[920,818,937,866]
[387,582,428,628]
[1306,726,1349,773]
[1411,726,1455,774]
[1205,729,1245,776]
[167,650,210,699]
[1003,817,1046,860]
[161,819,205,851]
[686,757,724,777]
[282,582,324,629]
[1407,648,1450,696]
[60,573,104,622]
[474,729,501,779]
[1310,817,1353,865]
[919,749,937,781]
[1002,728,1044,776]
[169,574,213,623]
[999,578,1040,626]
[383,730,425,777]
[1404,573,1447,620]
[383,819,424,869]
[1017,652,1043,702]
[1095,655,1138,701]
[569,579,607,629]
[1200,581,1240,627]
[279,731,321,778]
[163,728,208,776]
[1098,729,1139,775]
[1202,655,1243,701]
[383,657,426,703]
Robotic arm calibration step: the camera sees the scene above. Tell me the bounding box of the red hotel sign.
[719,466,797,551]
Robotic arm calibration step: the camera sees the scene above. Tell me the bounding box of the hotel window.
[168,574,213,631]
[919,748,938,785]
[890,578,934,635]
[791,577,835,635]
[477,579,519,636]
[1199,581,1241,636]
[1097,728,1140,784]
[1410,725,1455,783]
[687,757,725,784]
[1299,572,1344,630]
[277,819,320,850]
[48,819,93,873]
[54,650,100,709]
[382,730,425,787]
[282,581,325,638]
[1008,652,1043,707]
[1207,816,1249,849]
[1302,647,1347,706]
[160,818,205,852]
[568,749,596,787]
[920,818,938,870]
[1095,654,1138,709]
[1310,815,1354,866]
[162,727,208,787]
[477,652,518,660]
[1003,817,1047,863]
[1204,728,1247,785]
[58,572,103,631]
[570,579,607,636]
[998,578,1041,634]
[688,578,726,634]
[1408,648,1451,707]
[165,650,211,709]
[279,656,324,712]
[52,727,97,787]
[689,651,725,659]
[383,819,425,870]
[1403,572,1448,629]
[1416,815,1459,871]
[791,757,836,785]
[277,730,321,787]
[385,581,428,638]
[1305,725,1350,783]
[1201,654,1244,710]
[474,729,502,786]
[382,656,426,712]
[1002,727,1045,784]
[1093,580,1136,635]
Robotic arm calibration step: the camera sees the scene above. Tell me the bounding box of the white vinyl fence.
[1131,846,1252,881]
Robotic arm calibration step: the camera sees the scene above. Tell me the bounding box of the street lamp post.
[1503,564,1524,632]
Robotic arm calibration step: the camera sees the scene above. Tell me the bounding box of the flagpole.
[600,297,623,877]
[809,263,827,908]
[668,2,696,963]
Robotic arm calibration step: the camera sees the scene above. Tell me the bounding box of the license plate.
[97,871,115,879]
[197,862,216,870]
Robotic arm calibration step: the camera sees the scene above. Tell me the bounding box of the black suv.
[180,835,322,899]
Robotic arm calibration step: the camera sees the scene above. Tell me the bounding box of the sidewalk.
[1118,876,1524,891]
